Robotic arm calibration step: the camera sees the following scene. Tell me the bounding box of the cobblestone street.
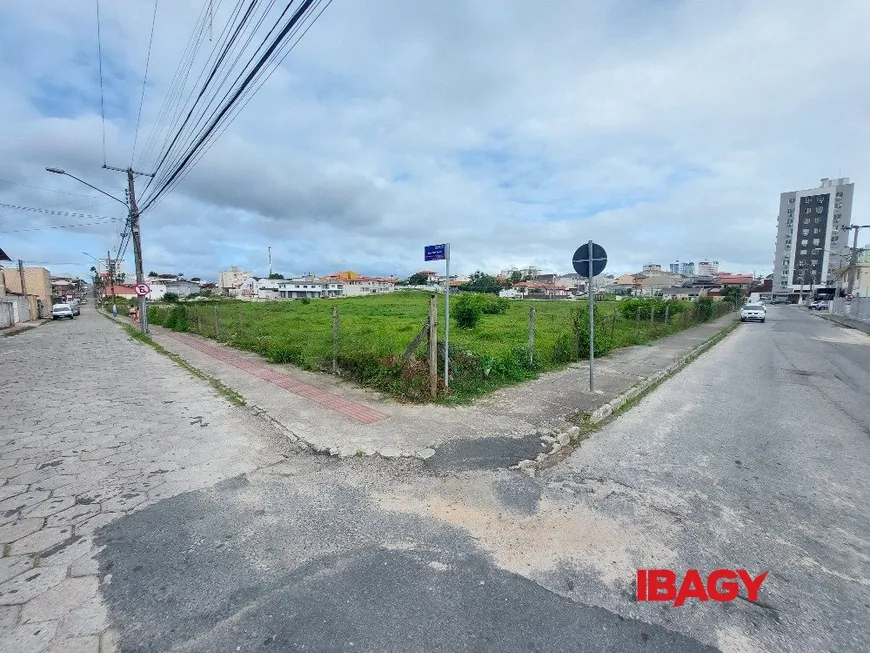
[0,311,287,652]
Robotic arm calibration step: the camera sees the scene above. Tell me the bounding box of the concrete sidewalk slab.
[135,311,738,462]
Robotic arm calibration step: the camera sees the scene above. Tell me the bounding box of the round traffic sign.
[572,242,608,278]
[134,283,151,296]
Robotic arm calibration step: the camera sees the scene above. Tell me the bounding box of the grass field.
[147,291,732,403]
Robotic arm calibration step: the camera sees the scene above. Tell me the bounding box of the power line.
[130,0,161,166]
[95,0,107,165]
[0,219,122,234]
[136,0,219,170]
[0,203,121,220]
[0,177,97,198]
[145,0,333,215]
[140,0,330,214]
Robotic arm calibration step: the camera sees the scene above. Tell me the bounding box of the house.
[639,274,680,295]
[276,278,344,299]
[148,279,201,300]
[105,284,141,299]
[417,270,439,283]
[323,273,397,296]
[716,274,754,290]
[658,287,707,301]
[511,281,573,298]
[1,266,52,319]
[240,277,281,300]
[615,273,645,292]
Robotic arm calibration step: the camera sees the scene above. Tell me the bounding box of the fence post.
[429,295,438,398]
[214,305,220,339]
[332,307,339,374]
[528,307,536,364]
[665,304,670,324]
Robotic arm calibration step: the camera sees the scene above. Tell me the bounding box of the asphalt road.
[4,306,869,652]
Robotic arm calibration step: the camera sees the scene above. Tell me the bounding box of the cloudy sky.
[1,0,868,282]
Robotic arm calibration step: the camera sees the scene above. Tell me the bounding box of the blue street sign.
[572,242,608,278]
[425,244,446,261]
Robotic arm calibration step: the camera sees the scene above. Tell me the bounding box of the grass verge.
[102,311,246,407]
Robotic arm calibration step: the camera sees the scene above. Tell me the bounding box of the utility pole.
[268,246,272,278]
[841,224,870,295]
[104,164,154,334]
[17,259,29,319]
[107,250,117,316]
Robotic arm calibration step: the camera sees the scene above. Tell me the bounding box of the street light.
[45,167,128,207]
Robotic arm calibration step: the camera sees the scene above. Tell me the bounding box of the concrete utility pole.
[841,225,870,295]
[103,164,155,334]
[107,250,117,316]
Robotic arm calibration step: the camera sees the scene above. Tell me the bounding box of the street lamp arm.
[45,167,128,207]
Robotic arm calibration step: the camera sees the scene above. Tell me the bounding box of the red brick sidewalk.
[164,332,387,425]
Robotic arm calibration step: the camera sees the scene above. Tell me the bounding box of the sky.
[1,0,869,282]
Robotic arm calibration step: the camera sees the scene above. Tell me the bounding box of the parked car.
[69,300,81,315]
[740,304,766,323]
[815,301,830,311]
[51,304,74,320]
[808,300,826,310]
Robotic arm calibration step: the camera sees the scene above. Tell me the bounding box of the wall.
[832,297,870,322]
[2,267,52,309]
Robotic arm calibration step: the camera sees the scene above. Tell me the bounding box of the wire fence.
[146,296,734,401]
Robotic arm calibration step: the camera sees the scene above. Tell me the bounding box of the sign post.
[425,243,450,389]
[572,241,608,392]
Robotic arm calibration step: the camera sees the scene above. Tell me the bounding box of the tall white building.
[697,261,719,276]
[642,263,662,275]
[773,177,854,295]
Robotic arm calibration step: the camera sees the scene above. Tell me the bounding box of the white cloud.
[1,0,869,282]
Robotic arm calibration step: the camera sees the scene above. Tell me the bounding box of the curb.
[511,317,740,475]
[817,313,870,336]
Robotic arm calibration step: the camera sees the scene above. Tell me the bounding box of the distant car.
[52,304,74,320]
[815,301,830,311]
[740,304,766,323]
[69,300,81,315]
[808,300,825,310]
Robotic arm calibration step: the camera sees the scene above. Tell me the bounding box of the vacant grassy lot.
[147,291,731,402]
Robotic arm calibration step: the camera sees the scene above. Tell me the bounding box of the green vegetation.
[146,292,732,403]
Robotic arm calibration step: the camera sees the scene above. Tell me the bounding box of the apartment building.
[218,266,252,293]
[773,177,854,296]
[697,261,719,276]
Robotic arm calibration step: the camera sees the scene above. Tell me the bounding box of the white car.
[740,304,766,323]
[51,304,74,320]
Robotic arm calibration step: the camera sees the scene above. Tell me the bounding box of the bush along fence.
[146,295,733,403]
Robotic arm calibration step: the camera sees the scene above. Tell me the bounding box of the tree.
[721,285,744,308]
[268,273,285,279]
[459,271,503,294]
[408,272,429,285]
[148,270,158,277]
[191,277,201,282]
[163,292,179,303]
[510,270,523,284]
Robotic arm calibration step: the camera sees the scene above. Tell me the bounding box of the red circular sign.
[134,284,151,296]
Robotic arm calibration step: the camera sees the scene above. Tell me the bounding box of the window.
[805,208,812,214]
[815,206,823,213]
[789,197,796,204]
[813,228,820,234]
[801,239,808,245]
[834,213,841,220]
[817,196,824,203]
[836,191,843,198]
[787,208,794,215]
[814,217,821,223]
[802,229,810,235]
[800,249,808,255]
[813,239,820,246]
[811,259,818,266]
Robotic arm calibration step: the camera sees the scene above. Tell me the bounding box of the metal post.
[444,243,450,389]
[429,295,437,398]
[528,307,535,364]
[588,240,594,392]
[332,306,339,374]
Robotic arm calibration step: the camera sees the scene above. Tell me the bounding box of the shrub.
[696,298,715,321]
[478,294,509,315]
[300,297,311,305]
[164,304,188,332]
[453,294,483,329]
[163,292,179,303]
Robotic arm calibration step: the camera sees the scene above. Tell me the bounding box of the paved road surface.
[1,306,868,652]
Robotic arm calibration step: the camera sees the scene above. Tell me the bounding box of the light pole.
[47,167,148,330]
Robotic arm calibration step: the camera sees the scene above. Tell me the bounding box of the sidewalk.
[0,318,50,337]
[819,312,870,336]
[130,311,739,461]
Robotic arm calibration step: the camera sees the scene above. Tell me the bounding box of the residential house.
[417,270,439,283]
[511,281,573,298]
[658,287,706,301]
[147,279,201,300]
[716,274,754,292]
[323,271,397,296]
[240,277,281,300]
[2,266,51,319]
[615,273,645,293]
[276,278,343,299]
